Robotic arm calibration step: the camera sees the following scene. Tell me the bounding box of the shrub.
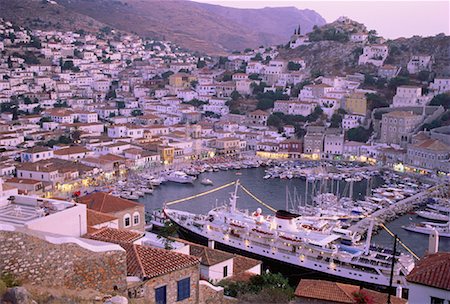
[0,273,20,287]
[0,279,6,297]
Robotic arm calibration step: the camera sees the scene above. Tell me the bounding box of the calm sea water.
[139,167,450,257]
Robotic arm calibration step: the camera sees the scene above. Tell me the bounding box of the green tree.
[417,70,431,82]
[131,109,143,116]
[251,53,263,61]
[366,93,389,111]
[197,59,206,69]
[287,61,302,71]
[429,93,450,109]
[161,71,174,79]
[231,90,242,101]
[116,101,125,109]
[330,113,343,128]
[347,126,372,142]
[267,114,283,129]
[157,221,177,250]
[248,74,261,81]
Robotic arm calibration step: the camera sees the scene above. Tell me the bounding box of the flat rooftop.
[0,196,76,226]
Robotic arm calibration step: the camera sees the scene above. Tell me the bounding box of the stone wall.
[143,264,200,303]
[0,230,127,293]
[199,280,227,304]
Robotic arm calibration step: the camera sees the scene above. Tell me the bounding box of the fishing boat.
[164,182,415,288]
[201,178,213,186]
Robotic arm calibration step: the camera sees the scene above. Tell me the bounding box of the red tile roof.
[86,227,143,243]
[77,192,143,214]
[121,243,199,279]
[86,210,118,227]
[295,279,406,304]
[406,252,450,290]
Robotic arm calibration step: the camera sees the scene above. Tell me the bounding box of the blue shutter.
[155,285,166,304]
[177,277,190,301]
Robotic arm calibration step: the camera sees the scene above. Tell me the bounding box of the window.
[155,285,166,304]
[177,277,190,301]
[430,297,444,304]
[124,214,131,227]
[133,212,140,225]
[223,266,228,278]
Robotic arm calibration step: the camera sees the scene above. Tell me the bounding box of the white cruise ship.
[164,183,415,288]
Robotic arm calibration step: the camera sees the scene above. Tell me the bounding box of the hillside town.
[0,13,449,304]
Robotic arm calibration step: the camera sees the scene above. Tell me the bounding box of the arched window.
[124,213,131,227]
[133,212,140,226]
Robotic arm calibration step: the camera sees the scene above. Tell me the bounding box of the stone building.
[343,92,367,116]
[77,192,146,232]
[121,243,200,303]
[247,110,269,126]
[407,133,450,172]
[380,111,422,146]
[324,129,344,158]
[303,126,326,157]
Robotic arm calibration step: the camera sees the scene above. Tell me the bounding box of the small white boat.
[121,192,139,200]
[165,171,195,184]
[416,210,449,222]
[402,222,450,238]
[141,188,154,194]
[201,178,213,186]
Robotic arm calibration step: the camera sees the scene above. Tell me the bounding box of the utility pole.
[387,234,398,304]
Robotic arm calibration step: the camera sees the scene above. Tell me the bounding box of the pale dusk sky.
[193,0,450,39]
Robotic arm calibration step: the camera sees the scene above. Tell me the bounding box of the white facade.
[408,283,450,304]
[200,258,234,283]
[392,86,423,107]
[430,78,450,94]
[358,45,389,67]
[407,55,433,74]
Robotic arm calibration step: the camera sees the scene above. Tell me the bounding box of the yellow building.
[158,145,175,165]
[168,73,197,89]
[344,92,367,116]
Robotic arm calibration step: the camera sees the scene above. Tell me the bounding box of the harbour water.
[139,167,450,257]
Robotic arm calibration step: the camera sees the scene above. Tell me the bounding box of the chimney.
[428,229,439,254]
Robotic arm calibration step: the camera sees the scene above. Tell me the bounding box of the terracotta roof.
[294,279,406,304]
[5,177,42,185]
[86,227,143,243]
[406,252,450,290]
[295,279,356,303]
[86,209,118,227]
[189,243,234,266]
[414,139,450,152]
[53,146,91,155]
[121,243,199,279]
[22,146,52,153]
[77,192,143,213]
[233,255,262,276]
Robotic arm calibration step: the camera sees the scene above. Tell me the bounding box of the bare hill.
[0,0,326,54]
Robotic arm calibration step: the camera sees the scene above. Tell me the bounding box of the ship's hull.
[171,217,398,292]
[402,225,450,238]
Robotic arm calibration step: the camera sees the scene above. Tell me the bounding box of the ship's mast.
[230,180,240,212]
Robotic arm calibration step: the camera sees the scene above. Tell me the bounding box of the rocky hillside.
[280,19,450,77]
[385,35,450,76]
[0,0,106,33]
[0,0,325,54]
